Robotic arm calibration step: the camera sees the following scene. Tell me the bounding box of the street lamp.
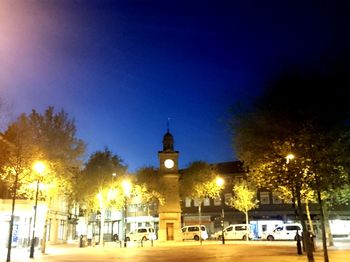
[29,161,46,259]
[285,154,302,255]
[216,177,225,245]
[286,153,295,164]
[122,180,131,248]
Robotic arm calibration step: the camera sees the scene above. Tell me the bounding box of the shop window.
[260,192,270,204]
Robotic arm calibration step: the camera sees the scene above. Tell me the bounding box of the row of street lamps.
[7,154,297,258]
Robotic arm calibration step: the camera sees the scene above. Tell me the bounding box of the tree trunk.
[198,202,202,245]
[317,190,329,262]
[6,170,19,262]
[245,207,249,241]
[305,201,314,235]
[296,188,314,262]
[100,207,105,246]
[323,204,334,247]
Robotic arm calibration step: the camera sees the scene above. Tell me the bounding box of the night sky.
[0,0,349,171]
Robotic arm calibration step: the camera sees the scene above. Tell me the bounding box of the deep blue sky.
[0,0,349,172]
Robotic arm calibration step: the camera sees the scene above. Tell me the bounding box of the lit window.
[214,196,221,206]
[224,193,232,204]
[185,197,191,207]
[58,220,65,240]
[272,192,282,204]
[193,198,200,207]
[203,198,210,206]
[260,192,270,204]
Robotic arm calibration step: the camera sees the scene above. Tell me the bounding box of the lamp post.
[216,177,225,245]
[122,180,131,248]
[29,161,45,259]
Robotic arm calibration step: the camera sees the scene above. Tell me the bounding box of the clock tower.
[157,129,182,241]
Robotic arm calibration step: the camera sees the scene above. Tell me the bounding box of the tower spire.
[167,117,170,133]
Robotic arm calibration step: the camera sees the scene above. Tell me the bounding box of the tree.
[135,167,165,220]
[0,115,39,262]
[228,180,259,241]
[179,161,222,244]
[230,64,350,262]
[1,106,86,260]
[78,148,127,245]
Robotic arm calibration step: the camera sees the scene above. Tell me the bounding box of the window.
[188,226,199,232]
[272,192,282,204]
[235,225,247,231]
[185,197,191,207]
[286,226,301,231]
[260,192,270,204]
[47,219,52,241]
[235,176,243,182]
[226,226,233,232]
[224,193,232,204]
[58,220,65,240]
[193,198,200,207]
[214,196,221,206]
[203,198,210,206]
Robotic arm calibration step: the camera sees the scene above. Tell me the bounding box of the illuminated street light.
[216,177,224,187]
[285,154,302,255]
[286,153,295,164]
[122,179,132,247]
[29,161,46,259]
[216,176,225,245]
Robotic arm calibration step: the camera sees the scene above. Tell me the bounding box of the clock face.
[164,159,174,169]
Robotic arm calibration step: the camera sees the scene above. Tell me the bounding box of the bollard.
[79,235,83,248]
[296,231,302,255]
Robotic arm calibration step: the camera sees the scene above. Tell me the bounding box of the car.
[213,224,254,240]
[181,225,208,241]
[126,227,157,242]
[264,223,303,241]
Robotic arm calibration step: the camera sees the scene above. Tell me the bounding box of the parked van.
[214,224,254,240]
[126,227,157,242]
[264,223,302,241]
[181,225,208,241]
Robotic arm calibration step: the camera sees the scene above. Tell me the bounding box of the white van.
[126,227,157,242]
[181,225,208,241]
[264,223,302,241]
[215,224,253,240]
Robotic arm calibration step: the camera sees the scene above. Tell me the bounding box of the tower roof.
[162,131,174,151]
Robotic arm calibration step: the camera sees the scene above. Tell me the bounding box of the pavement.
[2,238,350,262]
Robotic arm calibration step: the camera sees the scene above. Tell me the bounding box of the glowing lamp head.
[286,154,295,163]
[33,161,45,174]
[122,180,132,197]
[216,177,224,187]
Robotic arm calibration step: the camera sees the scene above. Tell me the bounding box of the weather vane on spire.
[167,117,171,133]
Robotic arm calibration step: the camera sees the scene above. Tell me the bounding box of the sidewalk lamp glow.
[33,161,46,174]
[122,180,132,197]
[216,177,224,188]
[286,154,295,164]
[29,161,46,259]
